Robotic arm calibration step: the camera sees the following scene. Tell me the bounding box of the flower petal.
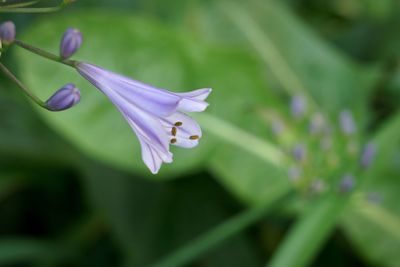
[175,88,212,112]
[102,86,173,163]
[162,112,202,148]
[138,138,172,174]
[77,62,181,117]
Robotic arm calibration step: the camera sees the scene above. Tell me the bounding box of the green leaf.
[0,239,52,265]
[341,111,400,267]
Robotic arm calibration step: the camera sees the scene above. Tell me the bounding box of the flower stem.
[13,39,76,67]
[0,62,49,110]
[0,0,68,13]
[151,187,292,267]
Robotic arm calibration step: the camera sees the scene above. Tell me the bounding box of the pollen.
[189,135,199,140]
[171,127,177,136]
[170,138,177,144]
[174,121,183,126]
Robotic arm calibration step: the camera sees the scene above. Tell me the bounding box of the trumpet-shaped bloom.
[76,62,211,174]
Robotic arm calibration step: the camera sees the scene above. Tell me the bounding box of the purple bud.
[310,179,326,193]
[367,192,383,204]
[320,136,332,151]
[309,113,325,134]
[288,166,301,182]
[339,110,357,135]
[60,28,83,59]
[360,142,376,169]
[271,118,285,136]
[339,174,355,193]
[292,144,306,162]
[290,95,306,118]
[45,84,80,111]
[0,21,16,45]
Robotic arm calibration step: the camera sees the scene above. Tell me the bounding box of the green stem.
[267,194,349,267]
[13,39,76,67]
[0,62,49,110]
[0,0,39,9]
[0,1,68,13]
[151,187,292,267]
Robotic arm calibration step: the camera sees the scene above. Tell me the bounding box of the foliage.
[0,0,399,266]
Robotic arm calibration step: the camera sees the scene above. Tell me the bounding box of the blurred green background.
[0,0,399,266]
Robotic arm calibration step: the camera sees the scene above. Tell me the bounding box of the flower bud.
[339,174,355,193]
[0,21,16,45]
[367,192,383,204]
[45,84,80,111]
[360,142,376,169]
[292,143,306,162]
[309,112,325,134]
[288,166,301,182]
[290,95,306,118]
[310,179,326,193]
[339,110,356,135]
[60,28,83,59]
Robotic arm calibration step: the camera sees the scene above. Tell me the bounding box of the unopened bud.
[288,166,301,182]
[360,142,376,169]
[339,110,356,135]
[339,174,355,193]
[45,84,80,111]
[60,28,83,59]
[292,143,306,162]
[309,112,325,134]
[0,21,16,45]
[290,95,306,118]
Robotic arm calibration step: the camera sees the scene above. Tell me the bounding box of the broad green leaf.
[341,111,400,267]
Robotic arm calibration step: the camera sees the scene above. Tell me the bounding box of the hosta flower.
[76,62,211,174]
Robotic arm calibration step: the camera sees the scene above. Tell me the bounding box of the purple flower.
[339,110,356,135]
[60,28,83,59]
[76,62,211,174]
[45,83,80,111]
[360,142,376,169]
[292,143,306,162]
[290,95,306,118]
[0,21,16,45]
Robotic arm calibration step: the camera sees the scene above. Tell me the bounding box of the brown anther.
[174,121,183,126]
[189,135,199,140]
[171,127,177,136]
[170,138,177,144]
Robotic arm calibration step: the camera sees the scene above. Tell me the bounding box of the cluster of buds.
[265,95,377,198]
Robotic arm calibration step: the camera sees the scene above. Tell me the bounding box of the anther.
[189,135,199,140]
[171,127,177,136]
[170,138,177,144]
[174,121,183,126]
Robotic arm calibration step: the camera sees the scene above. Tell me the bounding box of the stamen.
[189,135,199,140]
[174,121,183,126]
[170,138,177,144]
[171,127,177,136]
